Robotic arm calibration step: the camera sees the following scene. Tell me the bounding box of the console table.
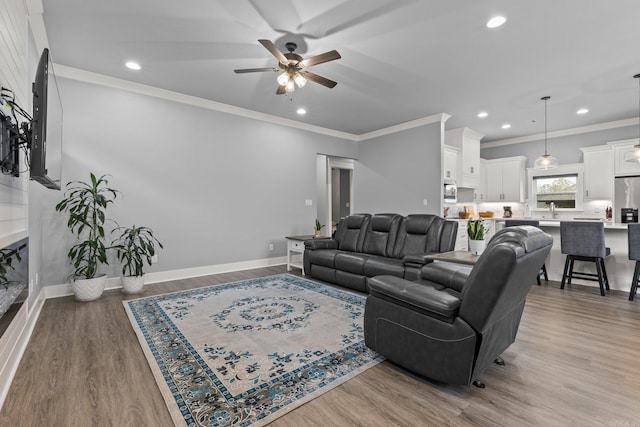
[426,250,479,266]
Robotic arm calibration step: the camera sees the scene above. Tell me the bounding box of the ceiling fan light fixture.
[293,73,307,88]
[535,96,559,170]
[625,73,640,163]
[277,72,290,86]
[285,79,295,93]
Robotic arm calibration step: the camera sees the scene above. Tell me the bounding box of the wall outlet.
[423,199,428,206]
[151,255,158,263]
[269,243,274,251]
[305,199,313,206]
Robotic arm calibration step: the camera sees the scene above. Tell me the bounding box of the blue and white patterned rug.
[123,274,383,427]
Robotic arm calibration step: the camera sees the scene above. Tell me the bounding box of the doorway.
[327,157,354,235]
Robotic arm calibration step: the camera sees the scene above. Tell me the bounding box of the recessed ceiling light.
[501,123,511,129]
[477,111,489,118]
[296,108,306,115]
[125,61,141,70]
[486,16,506,28]
[576,108,589,115]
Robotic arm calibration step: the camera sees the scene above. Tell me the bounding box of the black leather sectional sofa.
[303,213,457,292]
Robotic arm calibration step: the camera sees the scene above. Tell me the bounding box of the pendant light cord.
[541,96,550,156]
[636,74,640,140]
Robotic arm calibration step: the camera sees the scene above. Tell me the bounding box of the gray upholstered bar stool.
[628,223,640,301]
[505,219,548,285]
[560,221,610,296]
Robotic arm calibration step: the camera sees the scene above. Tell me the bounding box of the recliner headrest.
[488,226,552,256]
[371,214,400,232]
[404,214,438,234]
[346,214,369,229]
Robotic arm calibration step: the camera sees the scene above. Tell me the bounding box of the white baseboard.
[44,257,288,299]
[0,287,46,411]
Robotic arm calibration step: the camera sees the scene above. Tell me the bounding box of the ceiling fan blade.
[276,85,286,95]
[258,39,288,65]
[301,71,337,88]
[234,67,280,73]
[300,50,341,67]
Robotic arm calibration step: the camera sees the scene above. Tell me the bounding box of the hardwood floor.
[1,266,639,426]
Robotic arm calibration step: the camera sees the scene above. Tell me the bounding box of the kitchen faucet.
[549,202,557,219]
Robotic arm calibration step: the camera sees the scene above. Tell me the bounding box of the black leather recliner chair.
[364,226,553,386]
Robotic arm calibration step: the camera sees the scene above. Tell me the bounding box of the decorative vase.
[72,274,107,301]
[121,275,145,294]
[314,230,322,238]
[468,239,486,255]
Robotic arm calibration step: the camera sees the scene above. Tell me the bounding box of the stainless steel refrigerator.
[615,176,640,222]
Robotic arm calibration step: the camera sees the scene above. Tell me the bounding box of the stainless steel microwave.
[444,183,457,203]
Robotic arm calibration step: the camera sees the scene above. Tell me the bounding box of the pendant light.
[534,96,559,170]
[624,73,640,162]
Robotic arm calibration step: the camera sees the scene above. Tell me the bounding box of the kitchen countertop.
[492,217,630,230]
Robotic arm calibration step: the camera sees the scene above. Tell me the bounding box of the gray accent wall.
[36,78,359,286]
[481,125,639,166]
[354,122,442,215]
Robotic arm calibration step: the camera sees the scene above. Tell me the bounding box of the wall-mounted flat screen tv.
[31,48,62,190]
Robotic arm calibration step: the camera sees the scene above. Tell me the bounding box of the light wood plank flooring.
[1,266,639,426]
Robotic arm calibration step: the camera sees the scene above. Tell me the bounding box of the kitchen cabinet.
[474,159,487,201]
[445,127,483,188]
[443,145,459,183]
[580,145,613,200]
[608,139,640,177]
[484,156,527,202]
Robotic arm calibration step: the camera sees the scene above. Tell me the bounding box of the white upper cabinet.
[443,145,459,183]
[609,139,640,177]
[580,145,614,200]
[445,127,484,188]
[484,156,527,202]
[474,159,487,201]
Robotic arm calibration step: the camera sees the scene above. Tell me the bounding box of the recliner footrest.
[368,275,461,323]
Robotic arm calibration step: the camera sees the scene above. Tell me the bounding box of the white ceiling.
[41,0,640,141]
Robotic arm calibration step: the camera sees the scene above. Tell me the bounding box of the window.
[533,174,578,209]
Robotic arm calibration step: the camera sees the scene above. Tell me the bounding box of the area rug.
[123,274,383,427]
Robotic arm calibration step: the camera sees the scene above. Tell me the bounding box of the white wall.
[354,121,443,215]
[37,77,359,286]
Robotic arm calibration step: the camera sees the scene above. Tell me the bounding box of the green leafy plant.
[315,219,325,231]
[55,173,119,280]
[467,219,488,241]
[0,248,21,290]
[111,225,163,277]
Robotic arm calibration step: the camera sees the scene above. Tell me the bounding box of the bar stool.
[628,223,640,301]
[505,219,549,285]
[560,221,610,296]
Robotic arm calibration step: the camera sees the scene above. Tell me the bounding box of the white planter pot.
[468,239,487,255]
[72,274,107,302]
[121,275,145,294]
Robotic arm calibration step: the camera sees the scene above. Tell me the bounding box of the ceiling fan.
[234,39,341,94]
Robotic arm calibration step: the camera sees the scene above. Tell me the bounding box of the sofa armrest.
[368,275,461,323]
[419,263,471,294]
[304,239,339,250]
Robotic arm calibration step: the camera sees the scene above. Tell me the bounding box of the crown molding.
[357,114,451,141]
[482,118,638,149]
[53,64,362,141]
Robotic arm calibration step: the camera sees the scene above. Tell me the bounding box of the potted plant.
[111,225,163,294]
[467,219,489,255]
[55,173,119,301]
[314,219,325,238]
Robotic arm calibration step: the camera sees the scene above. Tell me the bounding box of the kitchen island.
[496,219,634,293]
